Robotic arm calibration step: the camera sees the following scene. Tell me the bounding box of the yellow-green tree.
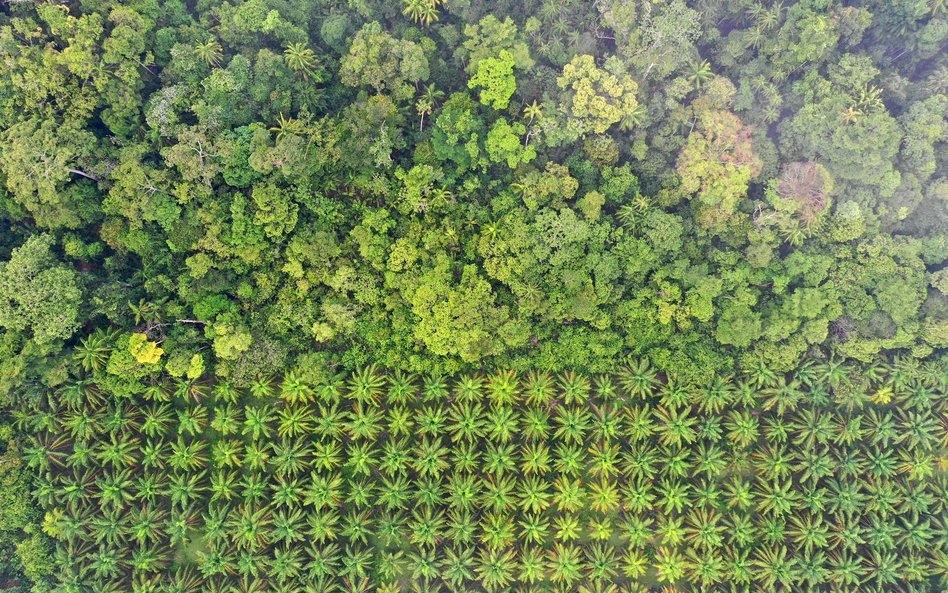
[468,50,517,110]
[556,55,639,135]
[128,332,164,365]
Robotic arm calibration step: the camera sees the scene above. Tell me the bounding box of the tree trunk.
[68,168,100,181]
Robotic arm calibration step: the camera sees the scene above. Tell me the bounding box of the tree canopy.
[0,1,945,590]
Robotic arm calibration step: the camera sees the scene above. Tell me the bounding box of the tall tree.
[0,118,100,229]
[0,234,82,344]
[677,109,762,229]
[556,55,639,136]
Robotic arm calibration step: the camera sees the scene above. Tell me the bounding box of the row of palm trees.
[22,351,946,592]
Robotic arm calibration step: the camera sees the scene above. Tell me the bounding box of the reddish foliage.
[778,162,829,225]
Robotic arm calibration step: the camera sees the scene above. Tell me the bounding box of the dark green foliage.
[0,420,53,593]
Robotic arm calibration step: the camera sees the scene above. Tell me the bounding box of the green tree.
[779,93,902,203]
[677,109,762,229]
[556,55,639,135]
[599,0,701,79]
[462,15,534,73]
[340,22,429,97]
[0,118,100,229]
[408,264,518,362]
[468,51,517,110]
[432,93,487,173]
[485,119,536,169]
[0,234,82,344]
[715,302,762,348]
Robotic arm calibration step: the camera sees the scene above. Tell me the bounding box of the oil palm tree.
[24,433,70,471]
[348,365,385,404]
[283,42,318,80]
[521,407,550,442]
[448,401,485,442]
[452,373,482,402]
[344,441,376,477]
[241,404,275,440]
[281,371,314,404]
[451,440,480,474]
[485,370,519,405]
[96,433,140,468]
[523,370,555,406]
[476,547,517,592]
[195,39,224,67]
[753,545,800,591]
[439,546,475,587]
[403,0,443,26]
[547,543,583,586]
[74,328,118,373]
[228,504,271,551]
[618,358,660,399]
[557,370,590,404]
[62,406,103,441]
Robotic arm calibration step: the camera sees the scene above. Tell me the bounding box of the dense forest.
[0,0,945,591]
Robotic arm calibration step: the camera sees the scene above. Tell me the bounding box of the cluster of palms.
[21,355,947,593]
[402,0,445,27]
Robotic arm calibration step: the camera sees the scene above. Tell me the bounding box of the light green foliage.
[576,190,605,220]
[250,182,299,240]
[319,13,351,53]
[479,200,621,330]
[514,162,579,211]
[336,94,405,177]
[165,350,205,379]
[0,235,82,344]
[931,268,948,296]
[128,332,164,364]
[207,319,253,361]
[186,353,206,379]
[557,55,639,135]
[103,332,163,396]
[485,119,536,168]
[409,264,515,362]
[468,50,517,110]
[98,6,153,136]
[462,15,534,73]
